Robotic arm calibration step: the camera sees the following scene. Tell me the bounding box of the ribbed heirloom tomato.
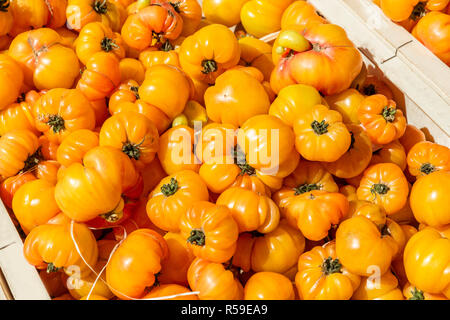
[23,219,99,277]
[121,3,183,51]
[9,0,67,32]
[179,24,240,85]
[407,141,450,177]
[106,229,169,299]
[216,187,280,234]
[76,22,126,65]
[8,28,80,90]
[34,89,96,143]
[280,0,327,33]
[187,258,244,300]
[238,37,274,82]
[202,0,248,27]
[295,241,361,300]
[56,129,99,168]
[179,201,239,263]
[0,101,37,136]
[146,170,209,232]
[271,24,362,96]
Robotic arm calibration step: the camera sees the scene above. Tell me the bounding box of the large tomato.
[179,24,240,85]
[293,105,351,162]
[0,129,40,179]
[54,147,128,222]
[12,179,60,234]
[66,0,122,32]
[77,51,121,101]
[403,282,448,300]
[270,24,363,96]
[296,241,361,300]
[146,170,209,232]
[106,228,169,299]
[232,219,306,274]
[99,111,159,168]
[244,272,295,300]
[8,28,80,90]
[9,0,67,31]
[179,201,239,263]
[357,163,409,215]
[336,216,399,277]
[240,0,294,38]
[403,227,450,298]
[34,89,96,144]
[188,258,244,300]
[370,140,407,171]
[139,64,193,121]
[76,22,126,65]
[410,170,450,227]
[407,141,450,177]
[121,3,183,51]
[280,190,349,241]
[0,54,23,111]
[216,187,280,234]
[357,94,407,145]
[23,219,99,277]
[205,69,270,127]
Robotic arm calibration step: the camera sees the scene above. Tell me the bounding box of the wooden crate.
[1,0,449,300]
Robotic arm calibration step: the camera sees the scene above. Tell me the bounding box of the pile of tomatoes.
[0,0,449,301]
[374,0,450,66]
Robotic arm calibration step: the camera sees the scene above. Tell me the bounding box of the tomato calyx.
[371,183,390,196]
[100,37,119,52]
[46,114,66,134]
[151,31,165,47]
[294,183,321,195]
[409,287,425,300]
[321,257,342,275]
[0,0,9,12]
[311,120,329,135]
[410,2,427,21]
[160,177,179,196]
[46,262,62,274]
[187,229,205,246]
[122,137,145,160]
[93,0,108,14]
[420,162,435,175]
[201,59,218,74]
[130,86,140,99]
[234,146,256,176]
[21,147,42,174]
[381,106,396,122]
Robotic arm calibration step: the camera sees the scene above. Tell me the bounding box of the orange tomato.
[358,94,407,145]
[407,141,450,177]
[34,89,96,144]
[179,23,240,85]
[66,0,123,32]
[8,28,80,90]
[352,271,404,300]
[0,54,24,111]
[0,172,36,208]
[202,0,248,27]
[281,0,327,33]
[357,163,409,215]
[0,101,37,136]
[56,129,99,168]
[146,170,209,232]
[106,229,169,299]
[179,201,239,263]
